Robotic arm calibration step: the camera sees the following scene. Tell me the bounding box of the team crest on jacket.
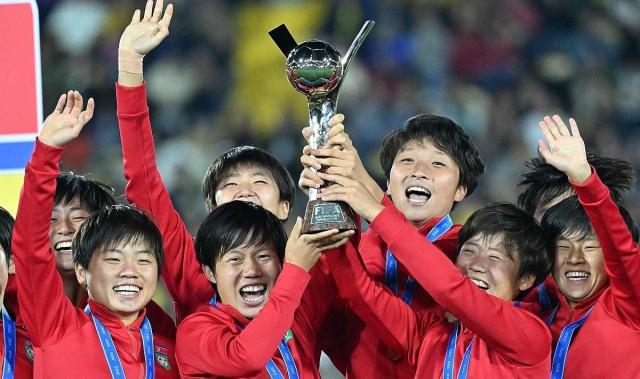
[284,329,294,343]
[155,352,171,370]
[24,340,34,363]
[154,344,171,370]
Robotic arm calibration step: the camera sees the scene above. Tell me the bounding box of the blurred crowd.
[36,0,639,235]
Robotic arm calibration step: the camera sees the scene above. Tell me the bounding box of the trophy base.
[302,199,357,234]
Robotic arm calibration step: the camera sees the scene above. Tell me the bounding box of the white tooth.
[407,186,428,194]
[565,271,590,282]
[114,285,140,293]
[241,285,266,293]
[470,279,489,289]
[56,241,72,249]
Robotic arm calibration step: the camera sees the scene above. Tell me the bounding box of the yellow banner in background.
[0,173,24,217]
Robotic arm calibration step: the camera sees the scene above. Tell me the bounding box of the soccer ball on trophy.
[286,41,343,97]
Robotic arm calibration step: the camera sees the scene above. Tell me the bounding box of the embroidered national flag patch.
[154,344,169,354]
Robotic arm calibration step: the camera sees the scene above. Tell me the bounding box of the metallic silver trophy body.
[270,21,374,233]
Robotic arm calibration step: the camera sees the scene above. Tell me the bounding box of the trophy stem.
[307,98,336,201]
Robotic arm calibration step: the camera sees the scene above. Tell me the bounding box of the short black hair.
[541,196,639,244]
[201,146,295,214]
[0,207,14,268]
[458,202,553,295]
[195,201,287,276]
[72,205,164,275]
[380,114,485,197]
[55,172,116,212]
[517,153,634,217]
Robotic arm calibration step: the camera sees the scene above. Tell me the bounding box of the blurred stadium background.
[18,0,640,376]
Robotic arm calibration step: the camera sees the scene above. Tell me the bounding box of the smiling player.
[299,113,485,377]
[535,115,640,379]
[176,201,353,377]
[12,91,179,378]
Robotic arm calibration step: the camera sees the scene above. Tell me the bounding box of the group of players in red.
[0,1,638,378]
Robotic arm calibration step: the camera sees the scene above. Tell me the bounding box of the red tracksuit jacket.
[116,82,214,321]
[319,194,461,378]
[176,262,338,378]
[329,205,551,378]
[1,225,172,379]
[532,171,640,378]
[0,228,174,379]
[12,139,179,378]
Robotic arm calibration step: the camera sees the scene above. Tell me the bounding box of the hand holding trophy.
[270,21,374,234]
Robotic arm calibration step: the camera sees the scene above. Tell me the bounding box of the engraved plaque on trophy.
[269,21,374,233]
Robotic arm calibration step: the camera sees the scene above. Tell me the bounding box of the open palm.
[39,91,94,148]
[119,0,173,55]
[538,115,590,183]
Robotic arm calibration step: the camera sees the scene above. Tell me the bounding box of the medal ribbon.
[85,305,155,379]
[1,307,15,379]
[385,215,453,305]
[209,296,299,379]
[537,283,561,326]
[550,306,594,379]
[443,321,475,379]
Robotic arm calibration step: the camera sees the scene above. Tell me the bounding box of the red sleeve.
[381,193,394,207]
[12,139,84,346]
[176,263,310,376]
[572,169,640,327]
[369,206,551,366]
[294,253,338,334]
[326,241,427,365]
[116,82,213,319]
[357,197,389,278]
[359,192,395,276]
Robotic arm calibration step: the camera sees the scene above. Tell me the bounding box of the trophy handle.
[340,20,375,78]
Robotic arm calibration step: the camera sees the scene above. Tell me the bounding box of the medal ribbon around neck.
[443,321,475,379]
[85,305,155,379]
[385,215,453,305]
[550,306,594,379]
[1,307,15,379]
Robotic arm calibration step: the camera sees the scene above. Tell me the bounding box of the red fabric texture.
[328,204,551,378]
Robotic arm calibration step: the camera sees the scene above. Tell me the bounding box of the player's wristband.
[118,49,144,74]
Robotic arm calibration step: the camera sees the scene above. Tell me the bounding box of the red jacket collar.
[380,193,448,236]
[210,301,251,328]
[87,299,147,331]
[545,277,608,313]
[417,216,446,235]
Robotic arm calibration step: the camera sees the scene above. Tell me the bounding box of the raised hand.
[284,217,354,272]
[38,91,94,148]
[119,0,173,56]
[538,115,591,184]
